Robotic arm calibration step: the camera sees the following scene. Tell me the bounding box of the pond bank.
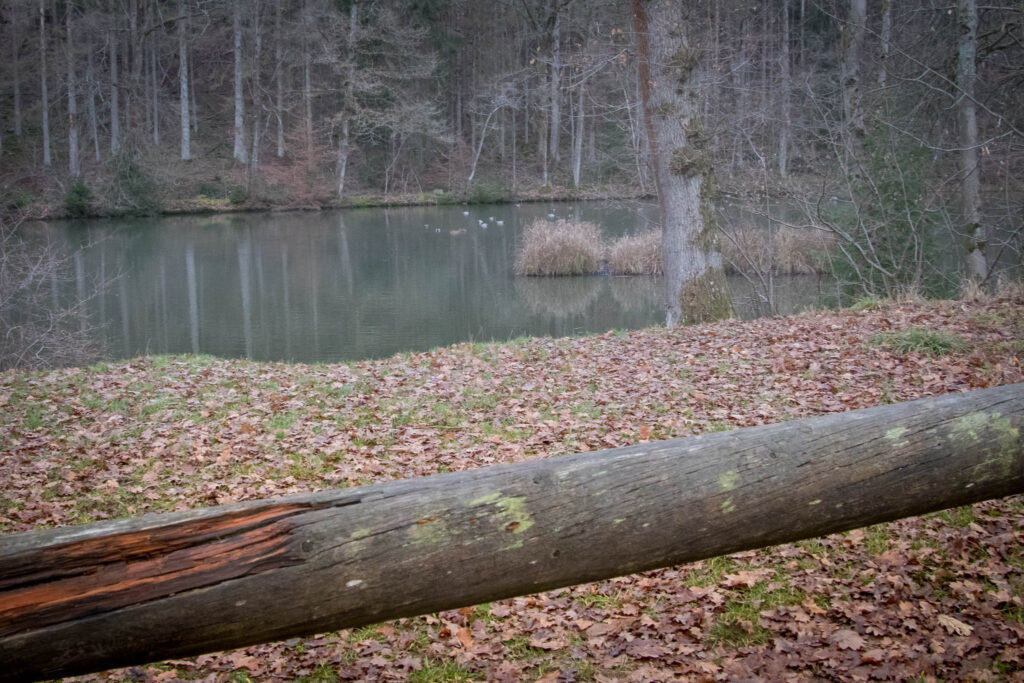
[2,295,1022,680]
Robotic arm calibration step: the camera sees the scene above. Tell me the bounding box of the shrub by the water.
[719,227,834,276]
[514,219,605,276]
[608,230,662,275]
[64,181,94,218]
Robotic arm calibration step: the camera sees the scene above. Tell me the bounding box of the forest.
[0,0,1019,218]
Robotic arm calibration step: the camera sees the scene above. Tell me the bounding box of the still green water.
[42,201,826,363]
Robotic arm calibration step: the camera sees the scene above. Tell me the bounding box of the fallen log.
[1,383,1022,681]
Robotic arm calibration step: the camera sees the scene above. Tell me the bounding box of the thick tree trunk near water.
[2,384,1024,682]
[632,0,731,326]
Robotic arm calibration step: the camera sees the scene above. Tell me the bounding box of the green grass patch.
[408,660,475,683]
[684,556,738,587]
[707,581,805,648]
[868,329,968,355]
[936,505,976,528]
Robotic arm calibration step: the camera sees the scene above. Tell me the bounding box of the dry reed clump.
[514,219,606,276]
[608,230,663,275]
[719,227,834,275]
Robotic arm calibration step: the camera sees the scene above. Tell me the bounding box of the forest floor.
[2,295,1023,681]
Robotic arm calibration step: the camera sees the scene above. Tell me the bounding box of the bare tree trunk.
[467,105,500,185]
[12,28,22,136]
[189,37,198,133]
[178,0,189,160]
[249,0,262,179]
[539,96,549,186]
[274,0,284,157]
[302,7,312,156]
[39,0,51,167]
[109,25,120,154]
[548,6,561,164]
[233,0,247,163]
[511,105,517,189]
[958,0,986,282]
[571,82,584,187]
[633,0,731,326]
[878,0,891,88]
[129,0,140,136]
[66,5,79,177]
[842,0,866,150]
[86,40,100,161]
[150,24,159,145]
[336,2,357,198]
[778,0,791,177]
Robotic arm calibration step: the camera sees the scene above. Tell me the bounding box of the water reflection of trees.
[1,216,106,369]
[609,276,663,312]
[515,277,602,317]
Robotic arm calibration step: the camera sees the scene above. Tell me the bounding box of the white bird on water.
[463,210,470,216]
[496,220,504,226]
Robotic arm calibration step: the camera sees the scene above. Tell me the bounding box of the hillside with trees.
[1,1,1020,222]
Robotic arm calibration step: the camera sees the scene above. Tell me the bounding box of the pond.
[35,201,829,364]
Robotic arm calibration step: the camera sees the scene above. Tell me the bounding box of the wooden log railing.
[1,383,1023,682]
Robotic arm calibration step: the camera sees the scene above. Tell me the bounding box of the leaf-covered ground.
[2,296,1023,682]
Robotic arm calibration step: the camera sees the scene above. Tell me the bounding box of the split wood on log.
[1,383,1023,681]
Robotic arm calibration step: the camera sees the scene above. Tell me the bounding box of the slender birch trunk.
[129,0,140,135]
[66,4,79,177]
[571,82,584,187]
[250,1,262,178]
[842,0,866,149]
[39,0,51,166]
[189,37,198,133]
[779,0,791,177]
[878,0,891,88]
[178,0,189,159]
[233,0,247,163]
[548,6,561,164]
[13,29,22,135]
[87,40,100,161]
[109,25,120,154]
[301,0,312,155]
[150,26,159,145]
[958,0,986,282]
[275,0,284,157]
[336,2,357,197]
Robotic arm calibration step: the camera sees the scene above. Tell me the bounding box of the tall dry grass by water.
[514,220,835,277]
[514,219,606,276]
[608,231,663,275]
[719,227,834,275]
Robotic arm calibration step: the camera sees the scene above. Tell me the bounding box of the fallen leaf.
[455,626,474,649]
[831,628,866,651]
[937,614,973,636]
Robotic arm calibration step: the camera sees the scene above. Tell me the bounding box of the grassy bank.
[2,296,1023,680]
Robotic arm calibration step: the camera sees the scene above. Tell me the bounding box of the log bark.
[2,384,1023,682]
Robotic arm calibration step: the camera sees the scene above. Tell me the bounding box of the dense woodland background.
[0,1,1020,212]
